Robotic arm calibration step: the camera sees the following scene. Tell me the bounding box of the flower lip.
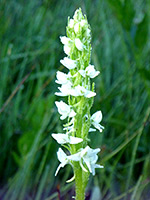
[54,145,104,176]
[75,38,85,51]
[55,148,82,176]
[80,146,103,175]
[55,100,76,120]
[55,148,68,176]
[60,36,71,45]
[55,71,72,85]
[79,65,100,79]
[69,19,74,28]
[91,111,104,132]
[60,57,77,70]
[55,83,72,96]
[52,133,83,144]
[70,85,96,98]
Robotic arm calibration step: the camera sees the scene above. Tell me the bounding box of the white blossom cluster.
[52,8,104,177]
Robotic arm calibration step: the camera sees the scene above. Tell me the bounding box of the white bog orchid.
[55,146,103,176]
[80,19,87,27]
[55,101,76,120]
[53,10,104,197]
[75,38,85,51]
[55,71,72,85]
[64,45,71,55]
[60,36,71,45]
[60,57,77,70]
[80,146,103,176]
[52,133,83,144]
[60,36,72,55]
[69,19,74,28]
[79,65,100,78]
[74,23,80,34]
[74,20,87,34]
[55,148,81,176]
[55,83,72,96]
[55,148,69,176]
[91,111,104,132]
[70,85,96,98]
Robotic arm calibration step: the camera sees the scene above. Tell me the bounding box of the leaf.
[135,15,148,50]
[138,68,150,81]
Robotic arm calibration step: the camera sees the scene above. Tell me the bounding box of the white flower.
[73,8,82,21]
[74,20,87,34]
[86,28,91,37]
[70,85,96,98]
[55,148,81,176]
[55,71,72,85]
[55,83,72,96]
[75,38,85,51]
[60,36,71,45]
[55,148,69,176]
[80,19,86,27]
[64,45,71,55]
[55,101,76,120]
[60,36,72,55]
[79,65,100,78]
[80,146,103,175]
[74,23,80,33]
[69,19,74,28]
[91,111,104,132]
[52,133,83,144]
[60,57,77,70]
[55,146,103,176]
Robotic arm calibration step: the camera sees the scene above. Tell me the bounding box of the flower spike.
[52,8,104,199]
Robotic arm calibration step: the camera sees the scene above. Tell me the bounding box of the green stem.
[74,162,90,200]
[74,166,86,200]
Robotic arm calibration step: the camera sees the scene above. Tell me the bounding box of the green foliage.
[0,0,150,199]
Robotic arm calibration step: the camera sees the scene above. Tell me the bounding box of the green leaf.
[135,15,148,50]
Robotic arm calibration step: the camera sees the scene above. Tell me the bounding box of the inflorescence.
[52,8,104,179]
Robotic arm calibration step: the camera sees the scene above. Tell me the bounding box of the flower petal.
[91,111,102,124]
[55,84,72,96]
[79,146,102,176]
[84,90,96,98]
[89,128,96,132]
[60,36,71,45]
[74,23,80,33]
[69,136,83,144]
[52,133,68,144]
[75,38,84,51]
[86,65,100,78]
[68,152,81,161]
[52,133,82,144]
[57,148,67,163]
[55,71,71,85]
[69,109,76,118]
[92,123,104,132]
[64,45,71,55]
[69,19,74,28]
[55,101,76,120]
[60,57,77,69]
[78,70,86,77]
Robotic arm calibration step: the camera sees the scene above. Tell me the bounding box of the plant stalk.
[74,166,86,200]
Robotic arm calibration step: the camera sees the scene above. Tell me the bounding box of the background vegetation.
[0,0,150,199]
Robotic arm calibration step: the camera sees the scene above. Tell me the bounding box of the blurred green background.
[0,0,150,199]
